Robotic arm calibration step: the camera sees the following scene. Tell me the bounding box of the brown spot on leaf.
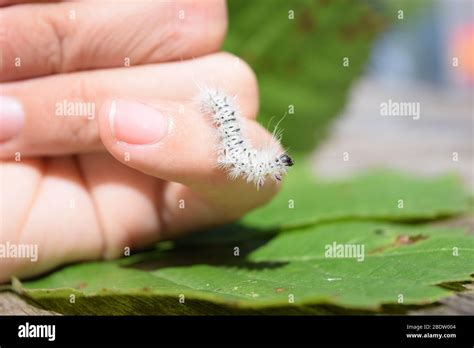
[275,287,285,293]
[297,9,316,33]
[339,11,387,41]
[395,234,428,246]
[75,282,87,289]
[285,58,299,75]
[369,234,428,254]
[340,24,359,41]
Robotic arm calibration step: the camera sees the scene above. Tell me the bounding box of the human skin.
[0,0,281,283]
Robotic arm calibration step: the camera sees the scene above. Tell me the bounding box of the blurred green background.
[223,0,388,154]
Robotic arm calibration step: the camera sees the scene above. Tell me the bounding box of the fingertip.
[98,98,177,180]
[0,95,25,144]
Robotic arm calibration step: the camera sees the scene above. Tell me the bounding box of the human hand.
[0,0,281,282]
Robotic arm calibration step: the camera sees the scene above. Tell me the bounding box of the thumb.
[98,98,280,210]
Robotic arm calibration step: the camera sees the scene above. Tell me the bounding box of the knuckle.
[0,6,73,78]
[39,19,63,74]
[44,9,72,73]
[59,76,98,147]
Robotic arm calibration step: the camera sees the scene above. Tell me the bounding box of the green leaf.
[14,222,474,315]
[180,165,470,246]
[224,0,387,154]
[242,165,470,229]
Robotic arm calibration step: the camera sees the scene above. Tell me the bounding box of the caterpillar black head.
[272,153,294,183]
[279,153,294,167]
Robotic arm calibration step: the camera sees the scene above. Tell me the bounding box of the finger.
[0,158,42,238]
[0,0,57,7]
[0,52,258,157]
[0,0,227,81]
[0,157,103,282]
[0,152,164,281]
[0,158,44,282]
[97,96,281,235]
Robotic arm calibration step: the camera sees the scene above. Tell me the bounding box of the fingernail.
[0,96,24,143]
[108,100,169,145]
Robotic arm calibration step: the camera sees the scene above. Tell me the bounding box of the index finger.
[0,0,227,81]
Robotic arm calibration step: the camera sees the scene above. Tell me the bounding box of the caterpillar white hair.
[196,87,294,188]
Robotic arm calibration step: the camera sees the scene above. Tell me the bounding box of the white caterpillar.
[197,87,293,188]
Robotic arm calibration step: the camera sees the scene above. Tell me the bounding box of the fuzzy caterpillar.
[197,87,293,188]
